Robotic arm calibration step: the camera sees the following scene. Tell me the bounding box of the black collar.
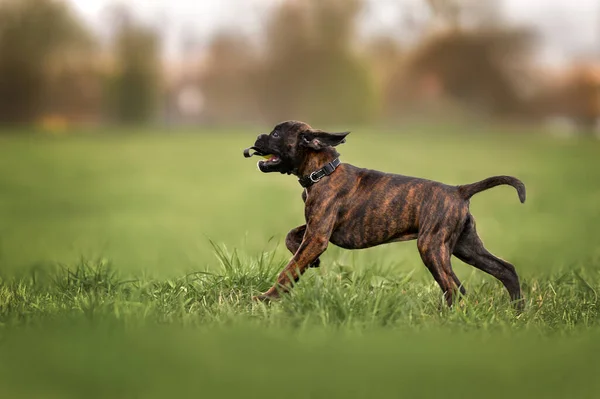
[298,158,341,188]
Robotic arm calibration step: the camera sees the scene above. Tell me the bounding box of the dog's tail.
[458,176,526,203]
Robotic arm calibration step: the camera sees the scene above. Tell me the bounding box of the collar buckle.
[309,170,324,183]
[298,158,341,188]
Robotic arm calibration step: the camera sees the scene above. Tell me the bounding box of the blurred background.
[1,4,600,396]
[0,0,599,132]
[0,0,600,276]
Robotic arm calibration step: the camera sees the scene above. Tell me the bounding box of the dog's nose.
[255,134,268,144]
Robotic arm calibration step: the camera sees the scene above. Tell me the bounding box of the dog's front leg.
[255,235,328,301]
[286,225,320,268]
[254,216,334,302]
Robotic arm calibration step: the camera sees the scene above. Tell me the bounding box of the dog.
[244,121,526,308]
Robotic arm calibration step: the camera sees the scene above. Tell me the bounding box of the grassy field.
[1,125,599,398]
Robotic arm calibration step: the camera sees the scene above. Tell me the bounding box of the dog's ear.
[301,130,350,150]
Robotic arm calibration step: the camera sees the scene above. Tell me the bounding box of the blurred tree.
[257,0,378,125]
[406,29,532,116]
[44,61,105,126]
[201,0,378,126]
[566,69,600,130]
[536,66,600,132]
[0,0,92,125]
[106,6,161,124]
[384,0,534,119]
[365,36,404,109]
[199,32,261,125]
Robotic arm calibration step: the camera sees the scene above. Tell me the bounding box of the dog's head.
[244,121,350,175]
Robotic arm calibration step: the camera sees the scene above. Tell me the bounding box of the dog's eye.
[272,132,280,138]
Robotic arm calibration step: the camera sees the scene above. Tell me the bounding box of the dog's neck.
[296,148,340,177]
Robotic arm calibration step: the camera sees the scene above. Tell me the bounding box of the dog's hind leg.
[286,225,320,268]
[417,202,469,306]
[417,236,458,307]
[453,215,523,309]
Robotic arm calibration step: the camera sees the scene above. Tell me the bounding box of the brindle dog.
[244,121,526,308]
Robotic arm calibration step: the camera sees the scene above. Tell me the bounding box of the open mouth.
[258,154,281,167]
[243,146,281,170]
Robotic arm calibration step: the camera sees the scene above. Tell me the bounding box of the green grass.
[0,125,599,398]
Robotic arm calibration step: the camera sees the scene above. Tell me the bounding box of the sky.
[67,0,599,66]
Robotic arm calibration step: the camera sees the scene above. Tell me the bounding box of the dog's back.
[322,164,463,249]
